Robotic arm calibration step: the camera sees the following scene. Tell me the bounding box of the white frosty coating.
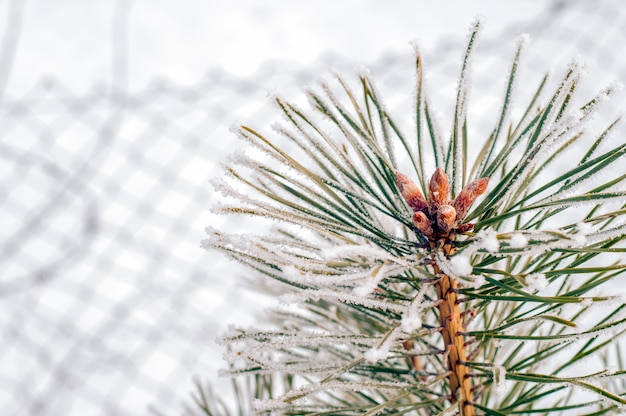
[401,286,434,333]
[581,297,593,307]
[577,221,593,235]
[467,274,486,288]
[525,273,548,293]
[400,313,423,334]
[322,244,398,262]
[364,328,401,363]
[435,251,485,287]
[492,364,507,397]
[363,345,389,363]
[450,19,480,195]
[584,222,626,246]
[568,221,593,246]
[449,255,473,276]
[509,233,528,248]
[478,229,500,253]
[286,263,407,288]
[222,330,380,356]
[281,289,407,314]
[483,225,621,259]
[518,33,531,49]
[252,380,413,411]
[494,59,612,210]
[352,263,388,296]
[436,403,460,416]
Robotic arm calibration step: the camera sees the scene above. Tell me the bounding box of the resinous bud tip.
[395,171,428,212]
[453,177,489,221]
[428,167,450,211]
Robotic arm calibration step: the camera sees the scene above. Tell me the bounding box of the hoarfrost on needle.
[492,364,507,397]
[525,273,548,293]
[478,229,500,253]
[449,254,473,276]
[401,312,423,333]
[509,233,528,248]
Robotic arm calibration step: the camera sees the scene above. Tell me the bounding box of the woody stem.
[433,242,474,416]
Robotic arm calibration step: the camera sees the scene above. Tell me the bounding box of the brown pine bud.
[455,223,474,233]
[395,171,428,212]
[412,211,433,236]
[453,177,489,221]
[436,204,457,234]
[428,167,450,212]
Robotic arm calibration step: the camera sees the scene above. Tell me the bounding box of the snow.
[363,346,389,363]
[401,313,423,333]
[281,289,407,314]
[492,364,507,397]
[525,273,548,293]
[321,244,395,262]
[577,221,593,234]
[364,328,401,363]
[569,221,593,246]
[353,273,384,296]
[509,233,528,248]
[467,274,486,288]
[479,228,500,252]
[449,254,473,276]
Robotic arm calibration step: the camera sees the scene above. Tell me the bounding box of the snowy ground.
[2,1,625,415]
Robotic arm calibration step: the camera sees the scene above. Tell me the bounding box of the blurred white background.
[5,0,548,96]
[1,1,625,415]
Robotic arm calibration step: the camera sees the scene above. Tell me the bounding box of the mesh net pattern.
[2,1,626,414]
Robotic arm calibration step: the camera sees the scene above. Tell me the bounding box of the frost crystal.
[467,274,486,288]
[449,255,473,276]
[437,403,460,416]
[401,286,433,333]
[353,263,388,296]
[570,221,593,246]
[479,229,500,253]
[363,346,389,363]
[525,273,549,293]
[363,328,400,363]
[322,244,392,261]
[509,233,528,248]
[401,312,423,333]
[577,221,593,235]
[492,364,507,397]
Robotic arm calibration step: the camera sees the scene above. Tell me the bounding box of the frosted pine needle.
[197,20,626,416]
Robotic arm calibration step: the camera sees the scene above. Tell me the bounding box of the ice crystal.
[449,254,473,277]
[525,273,548,293]
[364,328,401,363]
[508,232,528,248]
[492,364,507,397]
[478,229,500,253]
[401,313,423,333]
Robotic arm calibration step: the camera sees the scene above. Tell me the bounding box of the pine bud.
[395,171,428,212]
[436,204,457,234]
[453,177,489,221]
[428,167,450,213]
[412,211,433,236]
[455,223,474,233]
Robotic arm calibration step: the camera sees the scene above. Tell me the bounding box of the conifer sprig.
[200,21,626,415]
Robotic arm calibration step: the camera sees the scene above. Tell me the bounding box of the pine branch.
[200,20,626,416]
